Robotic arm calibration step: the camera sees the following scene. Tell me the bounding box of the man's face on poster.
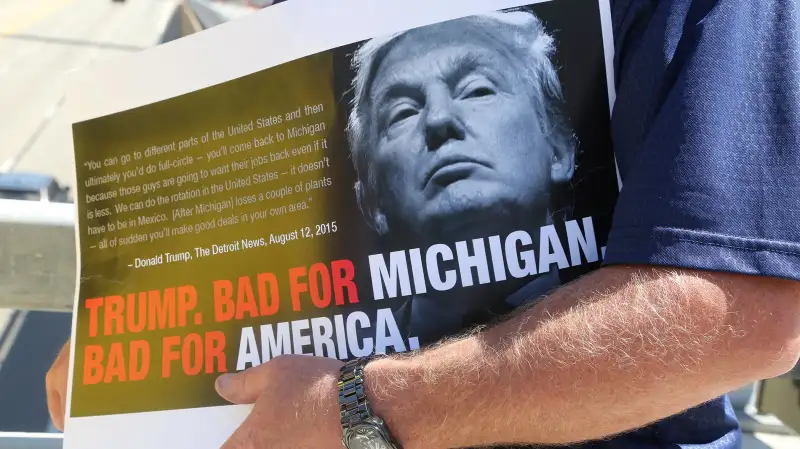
[362,20,572,242]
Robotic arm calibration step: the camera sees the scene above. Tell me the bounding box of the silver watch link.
[339,356,401,449]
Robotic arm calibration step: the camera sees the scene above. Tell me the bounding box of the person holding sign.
[47,1,800,449]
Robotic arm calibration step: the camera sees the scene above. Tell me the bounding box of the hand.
[46,338,71,431]
[216,355,345,449]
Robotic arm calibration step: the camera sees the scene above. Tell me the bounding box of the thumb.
[215,364,270,404]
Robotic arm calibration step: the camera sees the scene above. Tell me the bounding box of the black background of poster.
[329,0,618,289]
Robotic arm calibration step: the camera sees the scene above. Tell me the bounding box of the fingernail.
[215,373,232,392]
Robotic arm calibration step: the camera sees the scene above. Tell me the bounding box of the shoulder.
[605,0,800,282]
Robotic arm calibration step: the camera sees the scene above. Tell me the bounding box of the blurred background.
[0,0,797,448]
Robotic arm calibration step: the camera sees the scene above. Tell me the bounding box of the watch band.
[339,356,402,449]
[338,356,372,431]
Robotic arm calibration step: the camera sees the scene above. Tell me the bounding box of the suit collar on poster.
[397,269,562,346]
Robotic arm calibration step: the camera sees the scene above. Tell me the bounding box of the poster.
[63,0,618,447]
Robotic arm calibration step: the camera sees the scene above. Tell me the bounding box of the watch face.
[346,425,394,449]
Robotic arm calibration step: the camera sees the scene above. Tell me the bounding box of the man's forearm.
[365,266,800,449]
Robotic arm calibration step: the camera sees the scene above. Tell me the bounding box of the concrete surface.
[0,200,75,312]
[189,0,254,28]
[0,0,180,192]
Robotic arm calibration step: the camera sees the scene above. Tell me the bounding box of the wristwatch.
[338,356,401,449]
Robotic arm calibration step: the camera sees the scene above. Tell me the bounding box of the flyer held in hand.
[63,0,619,447]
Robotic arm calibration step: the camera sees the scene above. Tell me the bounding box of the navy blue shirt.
[602,0,799,448]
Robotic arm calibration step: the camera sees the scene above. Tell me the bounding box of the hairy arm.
[365,266,800,448]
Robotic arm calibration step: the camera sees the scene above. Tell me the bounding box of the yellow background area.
[70,49,367,417]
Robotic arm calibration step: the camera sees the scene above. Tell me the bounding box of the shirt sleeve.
[602,0,800,281]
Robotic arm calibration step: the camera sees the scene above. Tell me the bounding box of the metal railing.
[0,433,64,449]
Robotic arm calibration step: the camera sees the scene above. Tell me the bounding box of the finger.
[215,363,272,404]
[47,339,70,384]
[46,339,70,431]
[47,389,64,431]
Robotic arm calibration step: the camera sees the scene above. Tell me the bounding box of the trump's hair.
[345,9,576,234]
